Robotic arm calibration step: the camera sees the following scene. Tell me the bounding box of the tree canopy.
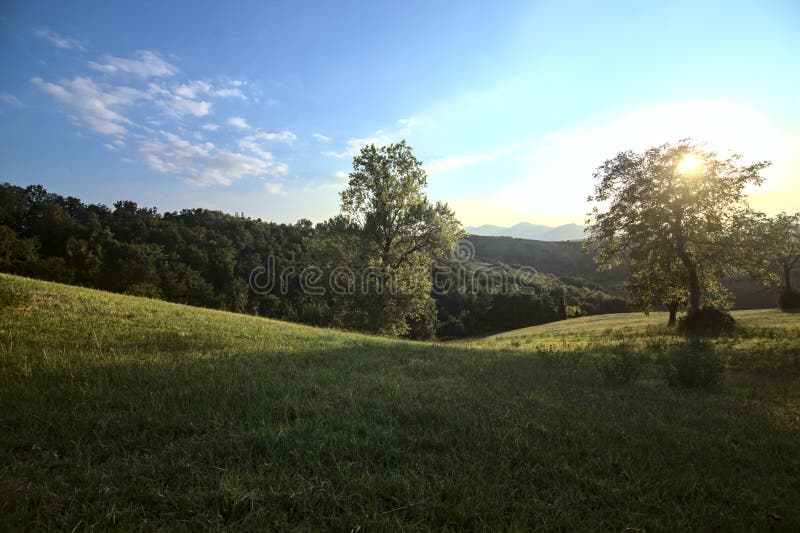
[585,139,770,322]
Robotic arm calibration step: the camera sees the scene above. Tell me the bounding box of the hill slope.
[1,274,799,529]
[469,235,788,308]
[488,309,800,339]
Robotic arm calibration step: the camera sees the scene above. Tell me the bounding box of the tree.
[333,141,463,337]
[758,212,800,307]
[585,139,770,322]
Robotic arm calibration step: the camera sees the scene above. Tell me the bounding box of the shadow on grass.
[2,338,799,530]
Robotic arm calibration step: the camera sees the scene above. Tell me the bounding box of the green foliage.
[757,212,800,295]
[585,139,771,318]
[0,224,39,275]
[677,307,736,336]
[659,339,725,388]
[322,142,462,338]
[0,180,628,339]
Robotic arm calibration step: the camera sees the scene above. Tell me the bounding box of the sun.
[677,153,702,174]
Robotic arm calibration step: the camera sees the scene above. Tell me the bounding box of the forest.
[0,180,625,340]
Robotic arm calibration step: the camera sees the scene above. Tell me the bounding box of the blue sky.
[1,0,798,226]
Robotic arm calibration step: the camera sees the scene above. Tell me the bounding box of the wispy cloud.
[163,95,212,117]
[323,132,393,158]
[30,47,294,189]
[139,130,288,186]
[173,80,247,100]
[425,145,517,175]
[33,28,84,50]
[248,130,296,143]
[0,93,24,107]
[312,132,331,143]
[89,50,177,78]
[238,130,296,160]
[31,76,147,136]
[104,139,126,151]
[226,116,250,130]
[322,116,420,158]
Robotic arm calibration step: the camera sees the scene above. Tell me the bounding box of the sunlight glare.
[677,153,702,175]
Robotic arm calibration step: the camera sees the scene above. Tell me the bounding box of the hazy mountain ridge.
[466,222,585,241]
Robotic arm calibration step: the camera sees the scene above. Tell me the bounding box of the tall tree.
[333,141,463,337]
[585,139,770,321]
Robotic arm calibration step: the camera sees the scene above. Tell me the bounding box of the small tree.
[759,212,800,308]
[585,139,770,323]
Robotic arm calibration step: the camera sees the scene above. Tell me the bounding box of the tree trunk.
[677,249,701,314]
[686,266,701,313]
[667,301,679,326]
[785,264,793,293]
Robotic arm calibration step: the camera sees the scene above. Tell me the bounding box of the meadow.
[1,273,799,529]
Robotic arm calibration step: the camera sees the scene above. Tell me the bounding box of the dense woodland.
[0,182,626,339]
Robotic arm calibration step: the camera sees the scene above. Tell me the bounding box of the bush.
[778,290,800,310]
[597,345,646,385]
[660,339,724,389]
[124,282,163,299]
[678,307,735,336]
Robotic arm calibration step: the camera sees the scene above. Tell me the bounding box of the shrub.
[678,307,735,336]
[778,290,800,310]
[660,339,724,389]
[597,345,646,385]
[124,282,163,299]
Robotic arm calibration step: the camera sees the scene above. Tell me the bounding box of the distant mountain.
[465,222,585,241]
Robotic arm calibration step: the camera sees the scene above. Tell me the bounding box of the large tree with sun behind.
[585,139,770,321]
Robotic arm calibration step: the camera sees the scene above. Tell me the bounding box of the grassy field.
[487,309,800,338]
[1,273,799,529]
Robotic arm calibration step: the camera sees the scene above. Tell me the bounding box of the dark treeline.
[0,182,626,338]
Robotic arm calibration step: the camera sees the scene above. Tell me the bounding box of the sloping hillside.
[487,309,800,339]
[469,235,787,309]
[468,235,627,292]
[1,274,799,529]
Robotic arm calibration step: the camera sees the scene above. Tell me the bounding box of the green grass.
[1,273,799,529]
[488,308,800,339]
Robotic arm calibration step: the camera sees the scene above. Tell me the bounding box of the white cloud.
[323,132,393,158]
[89,50,177,78]
[201,123,219,131]
[264,182,285,195]
[139,130,289,186]
[226,116,250,130]
[213,87,247,99]
[0,93,24,107]
[31,76,147,136]
[173,80,211,99]
[249,130,296,143]
[162,95,212,117]
[237,130,296,161]
[33,28,84,50]
[322,116,421,158]
[173,80,247,100]
[312,132,331,143]
[104,139,126,151]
